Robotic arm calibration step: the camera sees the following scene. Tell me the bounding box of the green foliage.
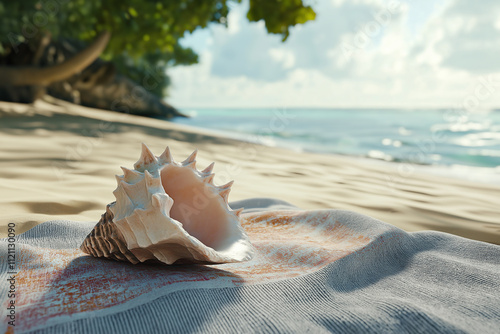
[247,0,316,41]
[112,45,198,97]
[0,0,316,97]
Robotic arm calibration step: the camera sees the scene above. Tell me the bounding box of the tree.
[0,0,316,98]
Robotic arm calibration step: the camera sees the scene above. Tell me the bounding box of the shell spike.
[159,146,173,164]
[219,187,231,202]
[134,143,158,170]
[182,150,197,165]
[121,166,141,182]
[219,180,234,190]
[203,173,215,184]
[202,162,215,174]
[115,175,123,185]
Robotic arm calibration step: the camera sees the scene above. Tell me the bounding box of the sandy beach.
[1,99,499,244]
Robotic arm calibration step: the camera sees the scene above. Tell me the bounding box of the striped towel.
[1,198,499,333]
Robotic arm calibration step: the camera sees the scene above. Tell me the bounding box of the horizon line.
[172,106,500,111]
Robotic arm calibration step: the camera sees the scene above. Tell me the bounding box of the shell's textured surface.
[80,144,254,265]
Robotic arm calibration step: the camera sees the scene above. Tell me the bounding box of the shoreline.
[1,99,499,244]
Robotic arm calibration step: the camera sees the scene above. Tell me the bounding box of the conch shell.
[81,144,254,265]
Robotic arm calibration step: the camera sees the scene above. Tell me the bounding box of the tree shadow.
[0,102,233,147]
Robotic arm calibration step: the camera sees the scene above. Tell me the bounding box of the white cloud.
[413,0,500,73]
[168,0,500,109]
[268,48,295,69]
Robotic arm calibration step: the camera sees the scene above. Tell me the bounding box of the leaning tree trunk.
[0,32,110,103]
[0,31,185,119]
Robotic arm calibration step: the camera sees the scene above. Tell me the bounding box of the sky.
[167,0,500,109]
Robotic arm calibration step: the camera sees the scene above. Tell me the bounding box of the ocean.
[172,108,500,183]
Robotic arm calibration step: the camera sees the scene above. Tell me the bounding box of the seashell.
[81,144,254,265]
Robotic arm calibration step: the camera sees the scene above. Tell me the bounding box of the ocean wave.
[173,108,500,171]
[431,122,491,133]
[452,132,500,147]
